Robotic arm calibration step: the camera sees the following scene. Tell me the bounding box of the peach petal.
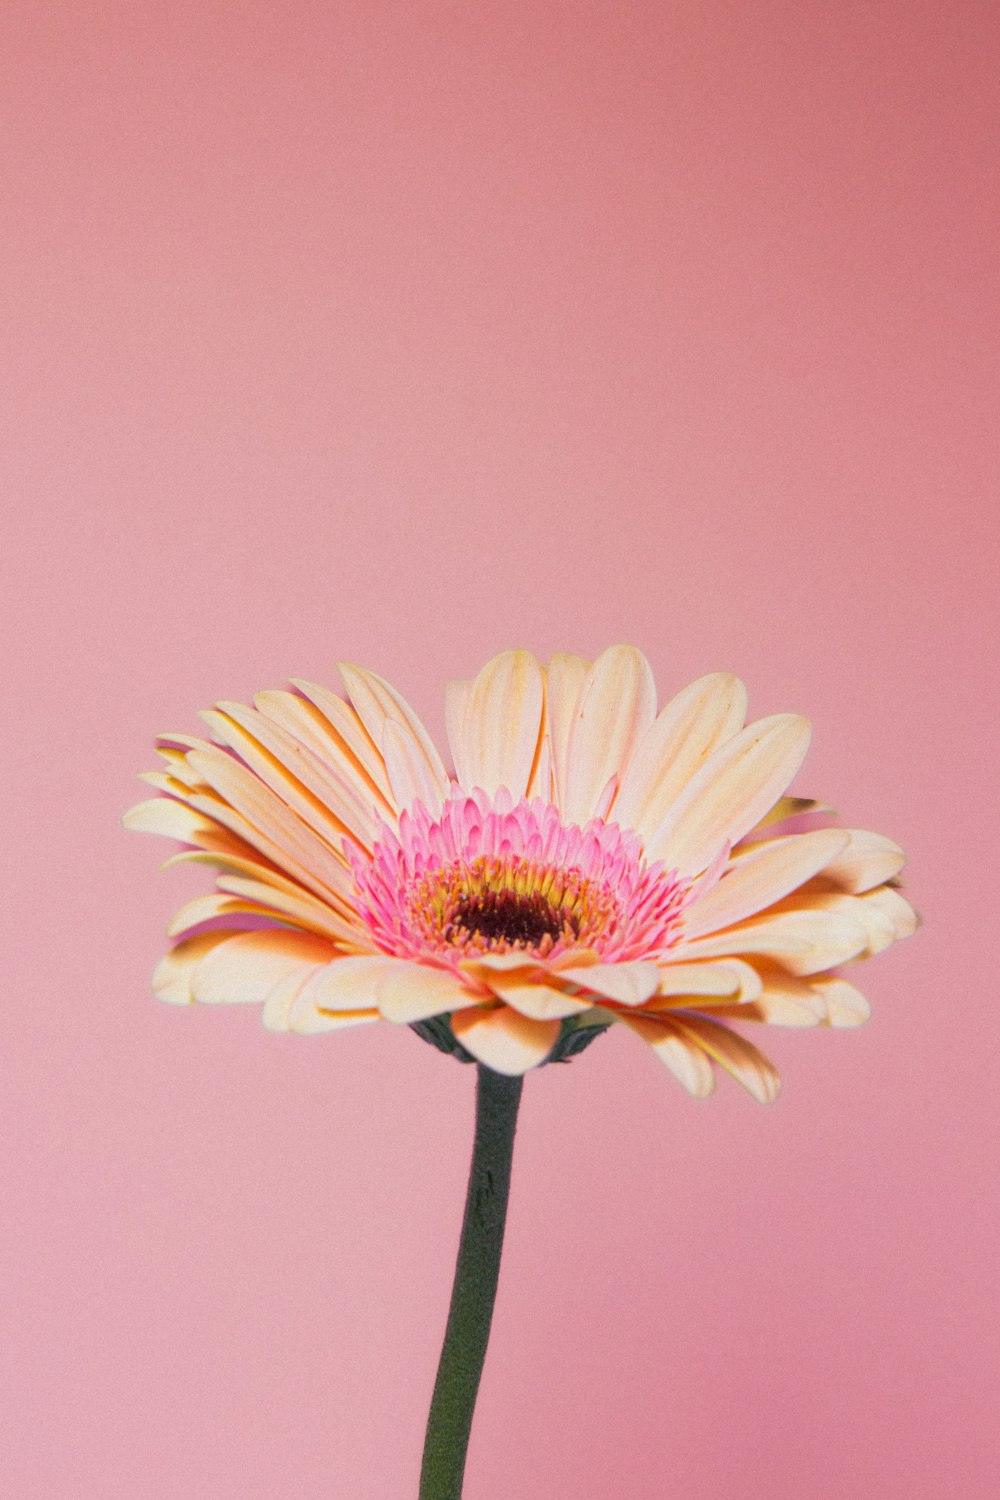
[547,946,601,971]
[459,951,543,977]
[262,968,318,1031]
[670,1014,781,1103]
[444,676,474,788]
[290,678,394,798]
[204,702,379,846]
[556,960,661,1006]
[165,893,275,937]
[859,885,919,941]
[646,714,812,877]
[698,969,828,1026]
[160,806,271,865]
[137,770,191,797]
[613,673,748,838]
[214,874,365,947]
[185,748,356,904]
[383,717,448,817]
[749,796,831,833]
[701,995,823,1027]
[307,955,402,1012]
[183,788,356,910]
[337,662,449,801]
[619,1014,717,1097]
[457,649,545,799]
[543,652,591,810]
[449,1006,560,1074]
[684,829,851,937]
[289,987,381,1033]
[161,848,348,926]
[290,1007,380,1033]
[123,797,219,843]
[160,845,296,885]
[785,891,899,956]
[562,646,657,826]
[190,929,336,1005]
[485,975,594,1021]
[374,962,475,1023]
[254,688,394,807]
[819,830,907,893]
[151,932,240,1005]
[810,975,872,1027]
[674,907,869,974]
[652,958,763,1000]
[525,731,553,804]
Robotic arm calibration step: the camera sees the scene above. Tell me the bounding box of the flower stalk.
[419,1065,523,1500]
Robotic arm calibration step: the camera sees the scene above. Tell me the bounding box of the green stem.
[419,1065,524,1500]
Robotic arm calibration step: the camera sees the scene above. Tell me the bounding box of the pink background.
[3,2,997,1496]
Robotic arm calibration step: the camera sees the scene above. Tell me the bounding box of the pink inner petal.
[349,790,692,973]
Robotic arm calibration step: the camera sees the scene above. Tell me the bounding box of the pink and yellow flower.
[125,647,916,1100]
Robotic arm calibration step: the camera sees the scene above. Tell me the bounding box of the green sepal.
[410,1012,611,1068]
[545,1018,611,1064]
[410,1014,477,1064]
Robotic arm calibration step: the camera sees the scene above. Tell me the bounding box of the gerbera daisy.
[125,646,916,1101]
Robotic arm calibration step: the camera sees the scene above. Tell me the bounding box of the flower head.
[125,647,916,1099]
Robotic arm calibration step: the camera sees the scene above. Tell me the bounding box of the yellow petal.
[561,646,657,826]
[684,829,851,937]
[456,649,545,799]
[645,714,812,877]
[613,673,747,838]
[450,1006,560,1074]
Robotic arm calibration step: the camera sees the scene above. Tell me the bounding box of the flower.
[125,647,916,1100]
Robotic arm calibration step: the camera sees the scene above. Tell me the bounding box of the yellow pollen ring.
[405,853,621,958]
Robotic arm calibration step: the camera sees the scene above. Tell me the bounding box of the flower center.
[348,790,694,971]
[400,849,621,959]
[453,888,565,948]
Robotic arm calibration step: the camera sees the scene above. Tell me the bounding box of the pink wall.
[4,2,997,1495]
